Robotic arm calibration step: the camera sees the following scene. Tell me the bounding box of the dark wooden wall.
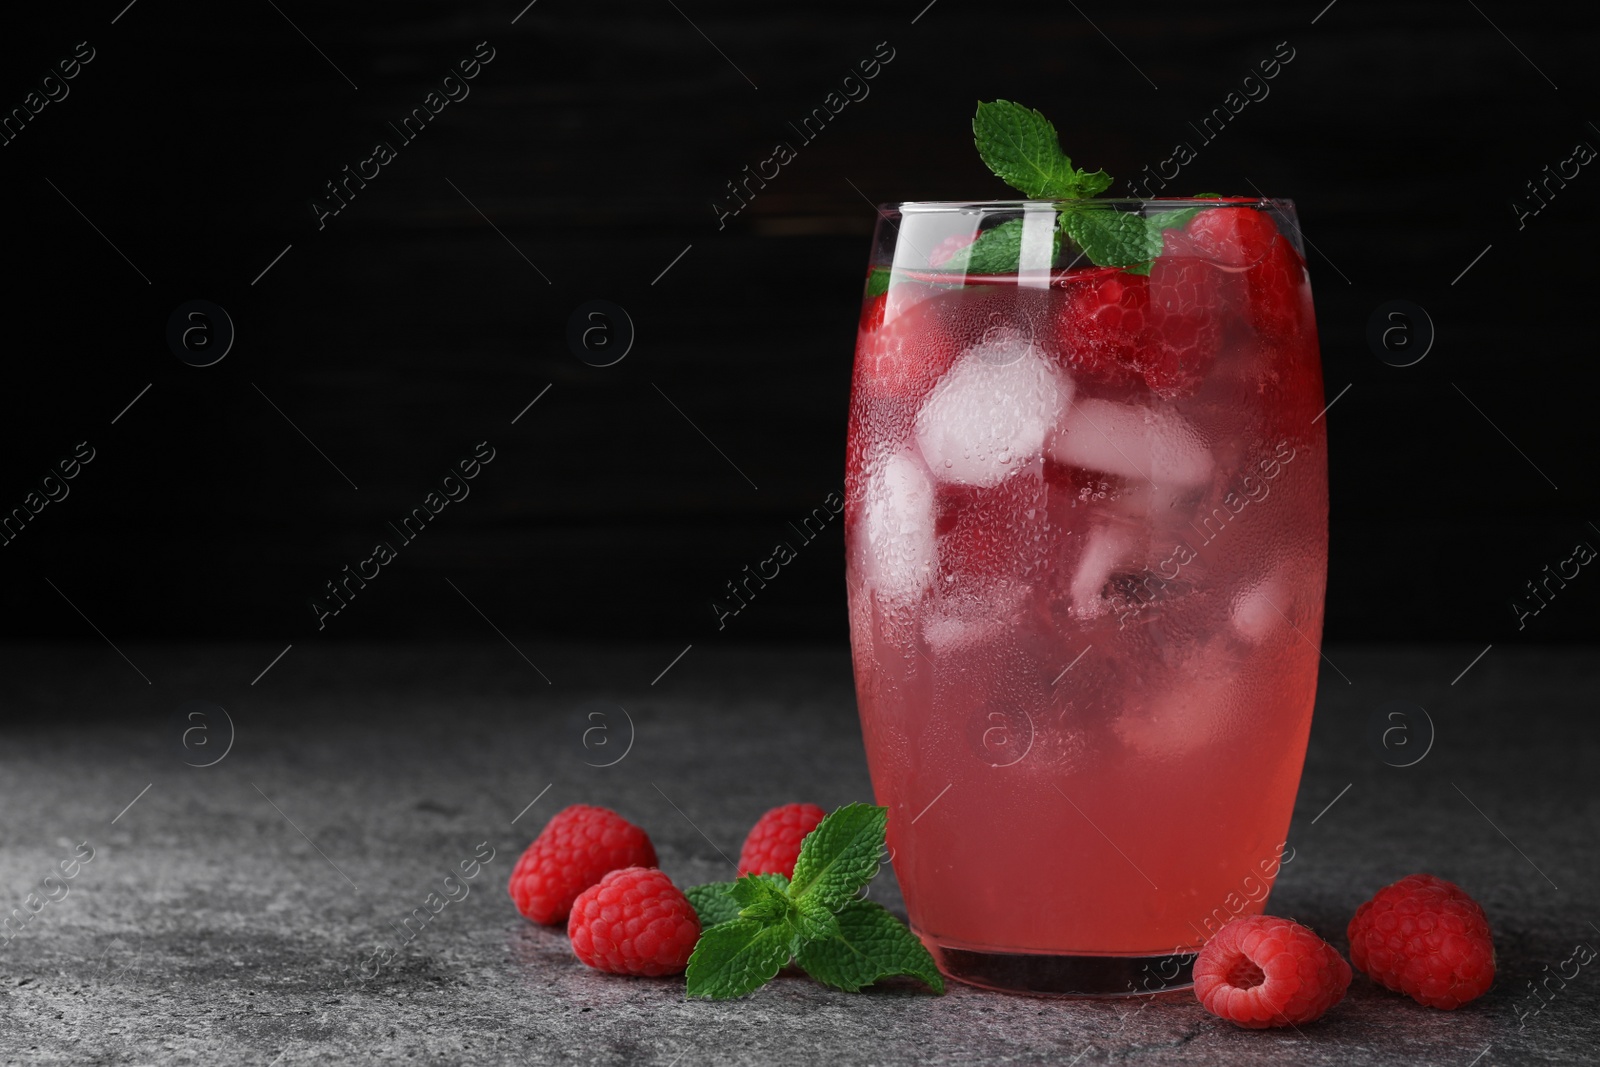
[2,0,1596,643]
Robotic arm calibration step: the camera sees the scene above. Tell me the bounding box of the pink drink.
[844,200,1328,994]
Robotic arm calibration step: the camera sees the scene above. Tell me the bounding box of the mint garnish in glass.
[930,99,1213,278]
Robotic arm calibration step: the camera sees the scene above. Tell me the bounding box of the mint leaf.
[787,803,887,912]
[794,896,842,943]
[865,266,892,298]
[794,899,945,994]
[1121,205,1210,275]
[939,218,1062,274]
[1075,169,1114,198]
[1060,208,1163,270]
[687,873,789,929]
[685,919,795,1000]
[1148,205,1205,235]
[732,874,794,924]
[686,883,744,928]
[973,100,1107,199]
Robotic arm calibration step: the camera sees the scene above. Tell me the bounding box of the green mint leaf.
[687,874,789,929]
[1148,205,1205,235]
[1060,208,1163,270]
[686,883,744,928]
[732,874,795,924]
[1075,169,1114,198]
[1122,205,1212,275]
[787,803,887,912]
[793,899,945,994]
[865,266,892,298]
[685,919,795,1000]
[973,100,1100,199]
[938,219,1062,274]
[793,896,842,943]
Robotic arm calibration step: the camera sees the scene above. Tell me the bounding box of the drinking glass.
[843,199,1328,995]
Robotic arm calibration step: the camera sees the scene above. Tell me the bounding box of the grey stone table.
[1,641,1595,1065]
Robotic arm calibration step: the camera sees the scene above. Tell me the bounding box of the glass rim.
[885,197,1292,213]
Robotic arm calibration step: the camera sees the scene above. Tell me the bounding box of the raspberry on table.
[738,803,827,878]
[508,804,657,925]
[1194,915,1352,1028]
[568,867,701,977]
[1347,873,1495,1009]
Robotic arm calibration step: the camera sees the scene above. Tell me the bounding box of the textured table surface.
[1,641,1595,1065]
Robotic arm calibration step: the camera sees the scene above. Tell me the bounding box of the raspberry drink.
[844,192,1328,995]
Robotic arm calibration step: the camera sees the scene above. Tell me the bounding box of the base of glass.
[929,942,1195,998]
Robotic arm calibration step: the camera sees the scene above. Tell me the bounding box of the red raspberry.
[1053,265,1143,387]
[852,285,967,404]
[1185,204,1279,268]
[1347,874,1495,1009]
[567,867,701,977]
[507,804,657,925]
[1245,235,1307,342]
[860,289,887,333]
[927,231,979,268]
[1184,206,1306,342]
[1139,231,1225,394]
[737,802,827,878]
[1194,916,1352,1028]
[1053,230,1223,397]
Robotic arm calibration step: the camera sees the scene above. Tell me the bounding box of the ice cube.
[1070,523,1137,618]
[1113,638,1242,760]
[863,450,938,605]
[1048,399,1213,491]
[923,612,994,653]
[922,580,1029,654]
[914,338,1072,488]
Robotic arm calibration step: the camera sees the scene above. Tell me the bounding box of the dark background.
[2,0,1597,652]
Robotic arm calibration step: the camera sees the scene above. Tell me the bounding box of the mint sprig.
[962,99,1218,275]
[973,100,1110,199]
[684,803,943,999]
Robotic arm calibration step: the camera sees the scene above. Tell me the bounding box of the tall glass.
[844,199,1328,995]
